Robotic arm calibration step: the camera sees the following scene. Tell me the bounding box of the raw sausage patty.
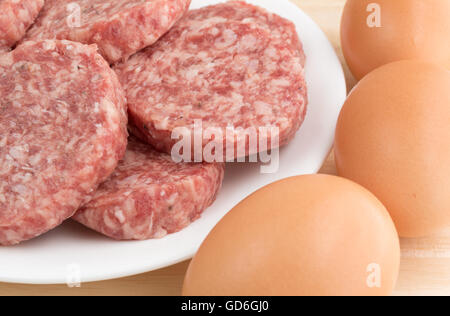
[0,0,44,51]
[25,0,192,63]
[73,138,224,241]
[114,1,307,160]
[0,40,128,245]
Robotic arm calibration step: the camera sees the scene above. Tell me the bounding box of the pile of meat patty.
[0,0,308,246]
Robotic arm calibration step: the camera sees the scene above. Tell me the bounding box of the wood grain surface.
[1,0,449,296]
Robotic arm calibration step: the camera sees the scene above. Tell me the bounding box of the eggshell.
[182,175,400,296]
[335,60,450,238]
[341,0,450,80]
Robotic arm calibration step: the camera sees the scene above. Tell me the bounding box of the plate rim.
[0,0,347,285]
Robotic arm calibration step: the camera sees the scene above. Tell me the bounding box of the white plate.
[0,0,346,285]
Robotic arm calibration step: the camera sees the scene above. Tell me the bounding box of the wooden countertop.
[1,0,449,296]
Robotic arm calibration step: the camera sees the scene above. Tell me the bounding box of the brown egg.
[335,60,450,238]
[183,175,400,296]
[341,0,450,80]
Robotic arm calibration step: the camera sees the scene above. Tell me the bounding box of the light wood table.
[1,0,449,296]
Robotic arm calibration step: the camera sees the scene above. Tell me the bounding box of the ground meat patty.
[0,0,44,51]
[114,1,307,160]
[24,0,192,63]
[0,40,128,246]
[73,138,224,241]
